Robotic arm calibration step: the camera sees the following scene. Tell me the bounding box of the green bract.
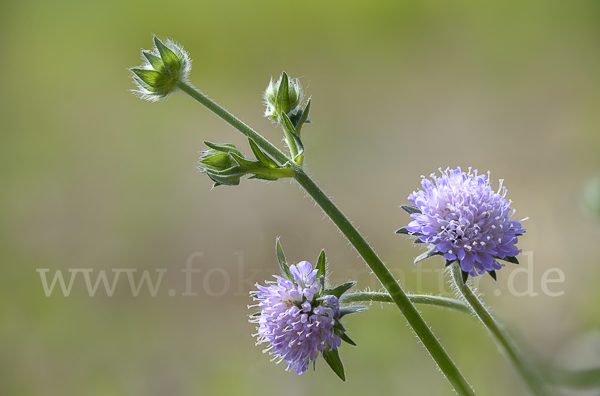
[130,36,191,101]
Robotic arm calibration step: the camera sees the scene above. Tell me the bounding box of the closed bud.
[263,72,303,122]
[130,36,191,102]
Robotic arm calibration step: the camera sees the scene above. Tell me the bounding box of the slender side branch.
[450,263,554,396]
[341,292,472,314]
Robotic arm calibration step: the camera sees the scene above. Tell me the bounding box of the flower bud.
[130,36,191,102]
[198,141,294,187]
[263,72,303,122]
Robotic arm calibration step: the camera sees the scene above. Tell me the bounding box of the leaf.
[248,138,278,168]
[487,270,497,281]
[414,245,441,264]
[339,305,368,318]
[395,227,410,234]
[498,256,519,265]
[316,250,326,280]
[322,348,345,381]
[445,259,456,267]
[276,238,293,281]
[326,281,356,298]
[400,204,422,214]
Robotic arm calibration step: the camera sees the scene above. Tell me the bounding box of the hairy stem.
[341,292,472,314]
[450,263,554,396]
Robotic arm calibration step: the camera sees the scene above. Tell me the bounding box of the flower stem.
[177,81,475,396]
[341,292,472,314]
[449,263,554,396]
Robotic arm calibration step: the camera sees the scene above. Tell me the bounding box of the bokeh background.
[2,0,600,394]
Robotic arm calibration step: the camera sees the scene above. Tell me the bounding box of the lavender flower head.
[404,167,526,277]
[250,261,342,374]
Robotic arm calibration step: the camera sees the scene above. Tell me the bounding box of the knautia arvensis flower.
[250,261,341,375]
[250,242,362,380]
[398,167,526,280]
[130,36,191,102]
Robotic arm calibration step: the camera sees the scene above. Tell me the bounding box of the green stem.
[341,292,472,314]
[178,82,475,396]
[294,169,474,395]
[176,81,290,165]
[450,263,554,396]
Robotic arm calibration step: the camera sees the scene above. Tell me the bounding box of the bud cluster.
[198,139,293,187]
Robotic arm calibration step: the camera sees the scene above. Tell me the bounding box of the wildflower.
[398,167,526,280]
[130,36,191,101]
[250,261,342,375]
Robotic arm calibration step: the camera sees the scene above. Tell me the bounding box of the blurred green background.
[2,0,600,394]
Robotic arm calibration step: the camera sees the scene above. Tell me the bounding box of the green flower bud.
[130,36,191,102]
[198,140,294,187]
[263,72,303,122]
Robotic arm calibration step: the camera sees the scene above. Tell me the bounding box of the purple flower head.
[250,261,342,375]
[404,167,526,278]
